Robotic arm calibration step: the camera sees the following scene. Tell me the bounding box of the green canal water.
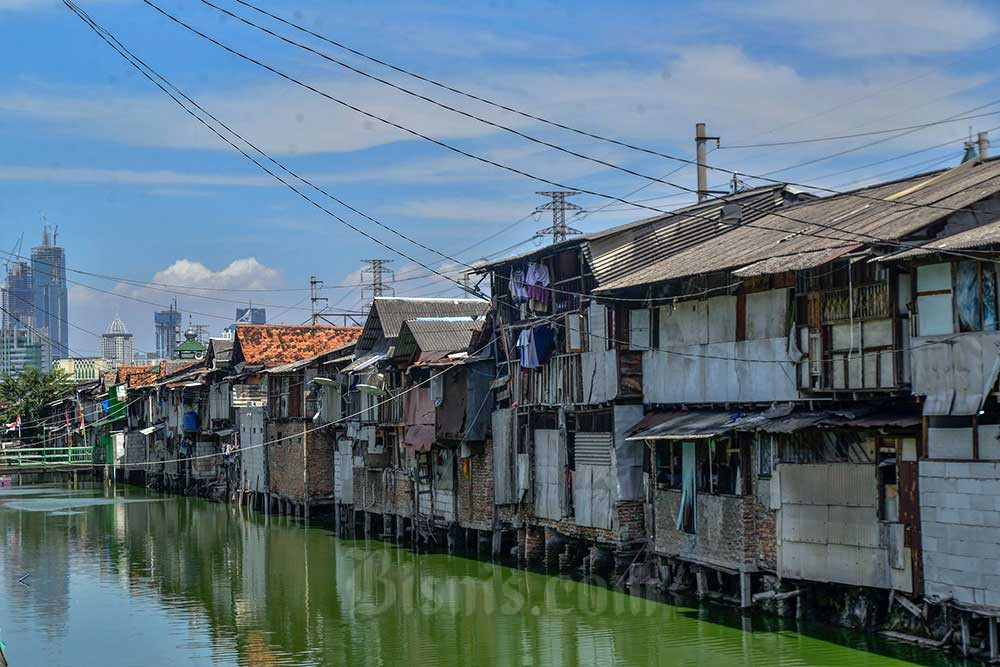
[0,484,974,666]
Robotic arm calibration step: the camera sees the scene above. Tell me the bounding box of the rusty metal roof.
[234,324,362,368]
[626,410,765,440]
[356,298,488,352]
[596,157,1000,292]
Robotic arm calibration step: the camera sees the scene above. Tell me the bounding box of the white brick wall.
[920,460,1000,608]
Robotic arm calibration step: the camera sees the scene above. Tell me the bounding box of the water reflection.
[0,485,972,667]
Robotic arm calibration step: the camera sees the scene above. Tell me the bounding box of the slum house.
[340,297,488,540]
[477,185,802,575]
[595,156,1000,633]
[137,361,224,494]
[387,317,495,551]
[871,214,1000,647]
[227,324,362,516]
[261,340,358,518]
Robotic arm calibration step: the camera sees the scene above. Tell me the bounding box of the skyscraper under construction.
[30,225,68,365]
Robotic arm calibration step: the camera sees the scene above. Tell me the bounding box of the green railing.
[0,446,93,467]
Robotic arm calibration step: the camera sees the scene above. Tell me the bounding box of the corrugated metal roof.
[625,410,765,440]
[874,218,1000,261]
[479,185,793,287]
[625,407,920,439]
[586,185,792,286]
[394,318,483,360]
[356,297,488,352]
[596,157,1000,292]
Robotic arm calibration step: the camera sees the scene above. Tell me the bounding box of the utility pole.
[309,275,329,326]
[695,122,721,203]
[534,191,583,244]
[361,259,395,305]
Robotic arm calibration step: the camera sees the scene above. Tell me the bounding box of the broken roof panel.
[234,324,362,368]
[596,158,1000,292]
[626,410,765,441]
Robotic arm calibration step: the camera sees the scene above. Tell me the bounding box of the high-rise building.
[5,261,33,327]
[102,315,134,367]
[31,226,68,365]
[236,307,266,325]
[154,304,182,360]
[1,328,44,378]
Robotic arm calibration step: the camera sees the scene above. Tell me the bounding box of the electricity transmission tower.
[534,191,583,244]
[361,259,395,304]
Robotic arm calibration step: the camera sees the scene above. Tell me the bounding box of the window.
[655,441,682,489]
[757,433,775,478]
[697,438,743,495]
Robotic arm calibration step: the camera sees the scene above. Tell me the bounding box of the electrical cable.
[140,0,1000,248]
[62,1,1000,311]
[219,0,1000,212]
[64,1,489,303]
[196,0,1000,217]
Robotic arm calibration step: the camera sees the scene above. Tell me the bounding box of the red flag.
[5,416,20,433]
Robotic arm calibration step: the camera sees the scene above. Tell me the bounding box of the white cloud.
[67,257,287,354]
[3,43,994,193]
[741,0,997,57]
[150,257,282,291]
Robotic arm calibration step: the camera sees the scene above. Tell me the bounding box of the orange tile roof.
[116,364,160,387]
[234,324,362,368]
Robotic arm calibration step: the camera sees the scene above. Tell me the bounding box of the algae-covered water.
[0,484,973,666]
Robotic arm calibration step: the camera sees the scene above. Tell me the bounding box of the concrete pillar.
[989,616,998,660]
[304,502,310,523]
[960,614,970,657]
[740,572,752,609]
[364,512,373,539]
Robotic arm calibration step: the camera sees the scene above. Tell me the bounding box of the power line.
[63,1,1000,310]
[719,110,1000,149]
[195,0,1000,217]
[63,1,487,303]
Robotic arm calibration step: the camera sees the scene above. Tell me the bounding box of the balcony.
[821,283,890,324]
[505,353,585,407]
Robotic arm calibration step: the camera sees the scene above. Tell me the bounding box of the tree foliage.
[0,367,74,436]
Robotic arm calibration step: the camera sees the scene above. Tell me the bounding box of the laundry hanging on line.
[516,324,555,369]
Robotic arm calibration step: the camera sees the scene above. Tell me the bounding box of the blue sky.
[2,0,1000,356]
